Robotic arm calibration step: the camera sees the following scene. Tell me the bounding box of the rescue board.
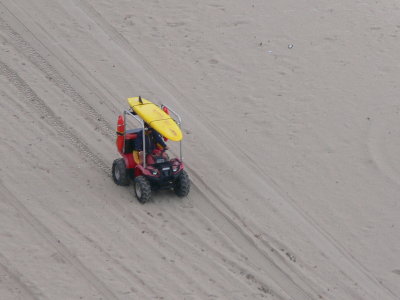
[127,97,183,141]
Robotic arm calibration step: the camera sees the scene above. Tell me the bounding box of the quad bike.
[112,102,190,203]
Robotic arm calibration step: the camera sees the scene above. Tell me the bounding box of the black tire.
[174,170,190,197]
[134,176,152,204]
[112,158,129,186]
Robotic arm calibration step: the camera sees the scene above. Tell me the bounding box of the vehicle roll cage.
[123,104,183,168]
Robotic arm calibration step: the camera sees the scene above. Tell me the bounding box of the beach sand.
[0,0,399,299]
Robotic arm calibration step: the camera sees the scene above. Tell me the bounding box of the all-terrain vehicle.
[111,98,190,203]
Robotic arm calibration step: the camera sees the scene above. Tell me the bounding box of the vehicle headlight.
[151,169,158,175]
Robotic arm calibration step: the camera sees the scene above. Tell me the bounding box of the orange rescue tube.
[116,115,125,153]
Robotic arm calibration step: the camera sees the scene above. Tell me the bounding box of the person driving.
[135,124,167,153]
[133,124,168,164]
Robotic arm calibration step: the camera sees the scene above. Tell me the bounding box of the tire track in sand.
[0,62,118,300]
[0,3,114,139]
[0,60,110,175]
[55,216,161,299]
[0,251,44,300]
[160,202,285,299]
[0,182,118,300]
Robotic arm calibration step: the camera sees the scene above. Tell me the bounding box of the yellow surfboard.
[127,97,183,141]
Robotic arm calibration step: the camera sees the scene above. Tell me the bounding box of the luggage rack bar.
[161,104,183,161]
[123,110,147,168]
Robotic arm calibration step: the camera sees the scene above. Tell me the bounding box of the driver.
[133,124,168,164]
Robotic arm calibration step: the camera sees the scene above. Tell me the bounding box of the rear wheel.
[112,158,129,186]
[174,170,190,197]
[134,176,152,204]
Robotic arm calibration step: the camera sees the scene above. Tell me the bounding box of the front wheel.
[174,170,190,197]
[134,176,152,204]
[112,158,129,186]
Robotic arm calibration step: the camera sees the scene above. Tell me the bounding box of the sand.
[0,0,399,299]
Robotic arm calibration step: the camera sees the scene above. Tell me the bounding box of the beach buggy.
[112,97,190,203]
